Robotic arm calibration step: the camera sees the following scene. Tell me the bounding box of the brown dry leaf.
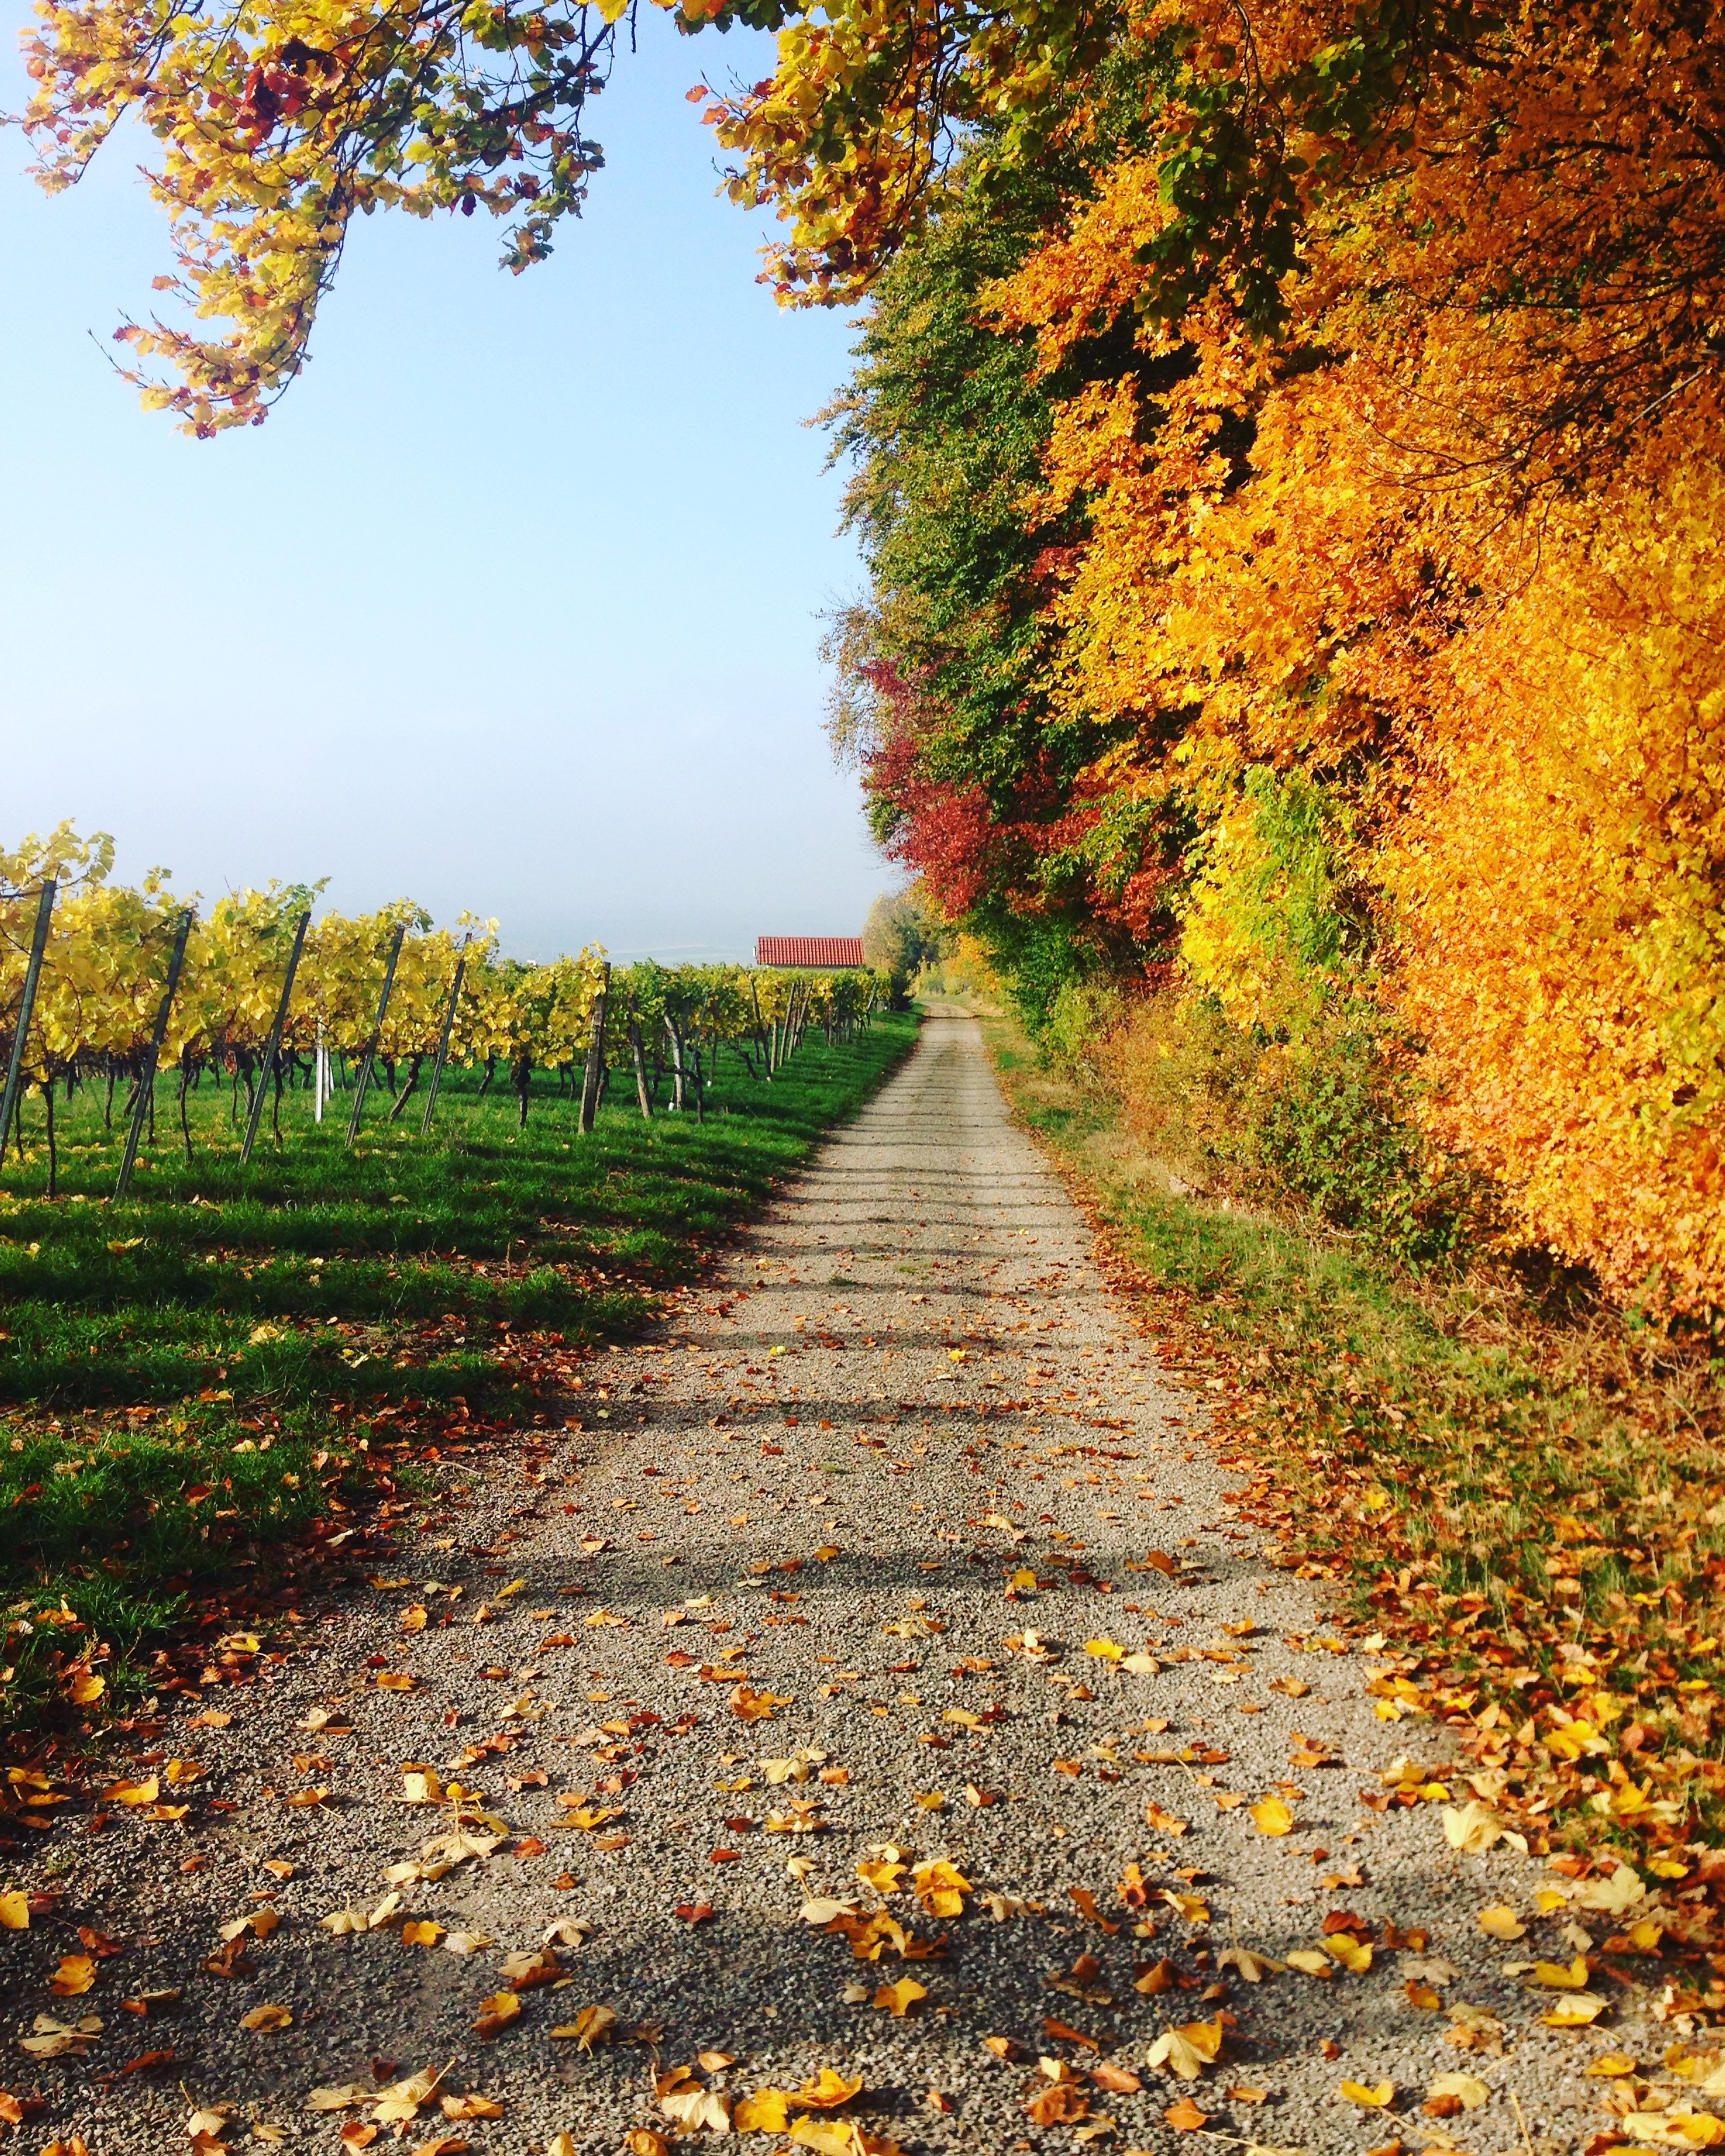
[729,1685,792,1723]
[1163,2094,1209,2131]
[622,2136,667,2156]
[1144,1802,1190,1838]
[439,2094,505,2120]
[1134,1959,1176,1995]
[1215,1945,1285,1983]
[240,2005,293,2031]
[1092,2062,1143,2094]
[284,1787,328,1809]
[549,2005,617,2050]
[1026,2082,1089,2127]
[1405,1980,1442,2011]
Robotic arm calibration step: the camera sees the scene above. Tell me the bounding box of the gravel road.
[7,1015,1651,2155]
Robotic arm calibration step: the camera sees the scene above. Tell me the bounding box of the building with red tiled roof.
[755,936,865,969]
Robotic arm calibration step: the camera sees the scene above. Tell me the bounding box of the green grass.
[0,1018,917,1721]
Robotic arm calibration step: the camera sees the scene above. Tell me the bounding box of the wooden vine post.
[419,933,471,1139]
[345,922,407,1148]
[579,962,611,1135]
[0,879,56,1171]
[115,906,194,1201]
[240,909,311,1164]
[626,993,653,1120]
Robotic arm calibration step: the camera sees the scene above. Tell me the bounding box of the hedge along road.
[10,1015,1633,2155]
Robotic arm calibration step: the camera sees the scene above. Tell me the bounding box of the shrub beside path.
[8,1017,1655,2154]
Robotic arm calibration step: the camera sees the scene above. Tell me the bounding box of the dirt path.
[12,1017,1627,2154]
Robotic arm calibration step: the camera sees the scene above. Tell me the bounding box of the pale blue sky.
[0,11,887,962]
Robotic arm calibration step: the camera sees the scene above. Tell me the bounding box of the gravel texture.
[6,1015,1651,2154]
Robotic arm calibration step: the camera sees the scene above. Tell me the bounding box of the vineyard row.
[0,829,884,1197]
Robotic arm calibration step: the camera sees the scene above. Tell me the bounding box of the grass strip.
[987,1016,1725,1896]
[0,1017,917,1729]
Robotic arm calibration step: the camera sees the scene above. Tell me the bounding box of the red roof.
[756,936,865,969]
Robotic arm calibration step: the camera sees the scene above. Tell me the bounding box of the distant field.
[0,1015,917,1721]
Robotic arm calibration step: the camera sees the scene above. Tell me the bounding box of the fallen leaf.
[1163,2094,1208,2131]
[1339,2079,1394,2107]
[549,2005,617,2050]
[240,2005,292,2031]
[473,1991,520,2040]
[874,1977,927,2017]
[102,1779,159,1807]
[1478,1904,1526,1941]
[1249,1795,1294,1837]
[1148,2018,1223,2080]
[1426,2072,1490,2111]
[0,1892,28,1931]
[50,1956,96,1997]
[440,2094,505,2120]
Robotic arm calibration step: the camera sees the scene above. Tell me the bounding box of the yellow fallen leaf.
[548,2137,581,2156]
[66,1668,106,1706]
[1149,2017,1223,2080]
[1248,1795,1293,1836]
[1539,1995,1607,2027]
[1339,2079,1394,2108]
[788,2124,858,2156]
[1585,2055,1639,2077]
[1325,1933,1372,1975]
[102,1778,159,1807]
[241,2004,293,2031]
[1478,1904,1526,1940]
[874,1976,927,2016]
[1442,1800,1508,1853]
[734,2090,793,2133]
[1286,1950,1333,1977]
[1084,1638,1124,1661]
[1427,2072,1490,2111]
[474,1990,521,2039]
[795,2069,862,2109]
[912,1859,970,1918]
[0,1892,28,1931]
[1531,1955,1591,1989]
[401,1921,444,1947]
[50,1956,95,1996]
